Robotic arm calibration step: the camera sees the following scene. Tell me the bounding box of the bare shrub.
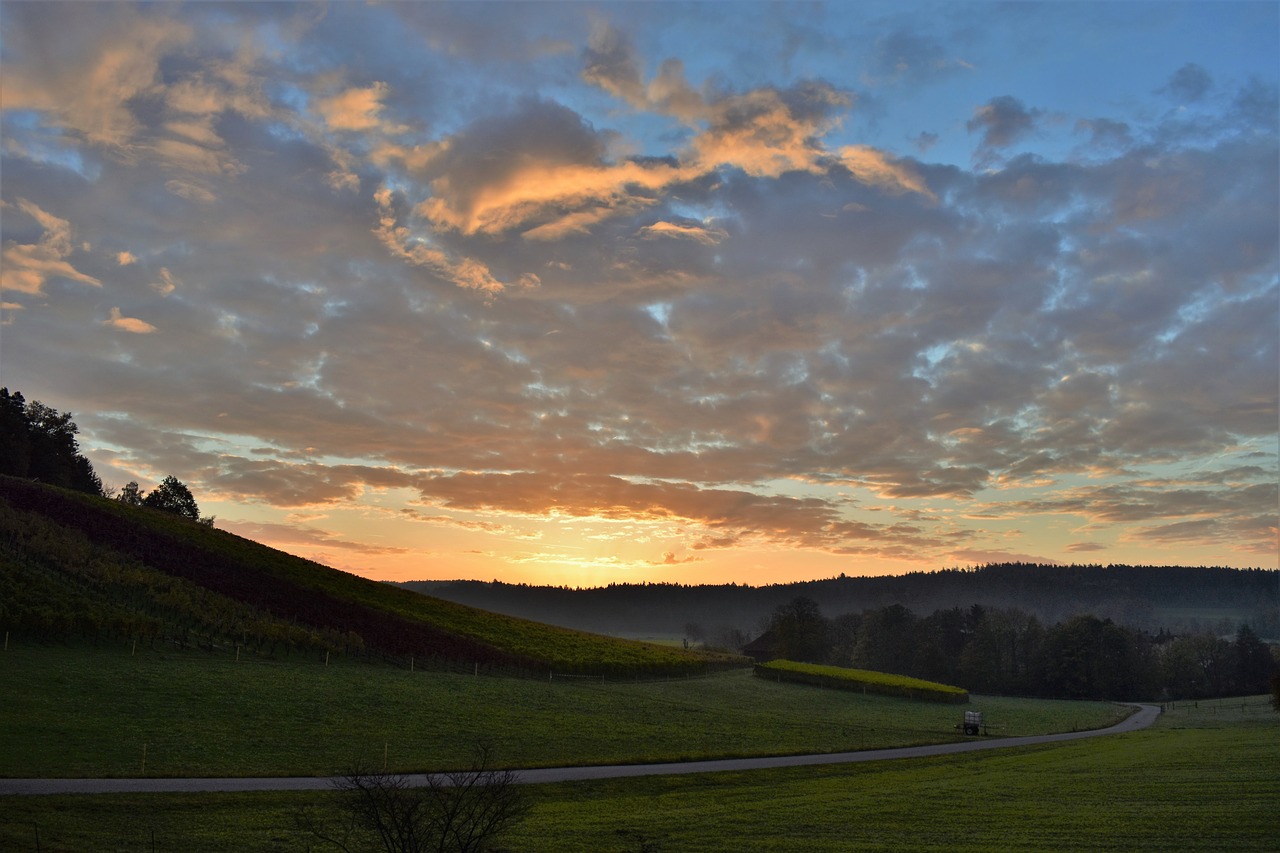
[298,744,528,853]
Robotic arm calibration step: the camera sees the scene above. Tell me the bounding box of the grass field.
[1,695,1274,851]
[1,642,1124,778]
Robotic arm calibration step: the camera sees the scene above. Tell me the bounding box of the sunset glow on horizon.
[2,2,1276,587]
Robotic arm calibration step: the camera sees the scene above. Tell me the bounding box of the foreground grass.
[2,699,1274,851]
[1,643,1123,778]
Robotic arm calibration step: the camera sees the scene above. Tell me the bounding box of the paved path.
[0,704,1160,796]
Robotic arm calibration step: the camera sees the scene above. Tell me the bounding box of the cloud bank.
[2,2,1274,583]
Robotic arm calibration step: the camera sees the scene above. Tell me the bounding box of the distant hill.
[0,476,734,676]
[406,563,1280,642]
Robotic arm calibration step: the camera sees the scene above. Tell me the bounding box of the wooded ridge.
[406,563,1278,642]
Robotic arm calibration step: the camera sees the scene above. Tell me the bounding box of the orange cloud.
[407,29,928,245]
[838,145,936,199]
[316,82,402,132]
[104,307,157,334]
[0,200,102,294]
[374,186,535,295]
[421,157,690,237]
[3,12,190,148]
[638,220,728,245]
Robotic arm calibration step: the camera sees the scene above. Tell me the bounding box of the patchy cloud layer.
[2,2,1275,584]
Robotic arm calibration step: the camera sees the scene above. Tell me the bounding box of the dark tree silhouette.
[118,481,145,506]
[770,596,828,663]
[1234,625,1277,695]
[0,388,103,495]
[142,475,201,520]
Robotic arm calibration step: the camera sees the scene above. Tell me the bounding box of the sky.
[1,2,1276,588]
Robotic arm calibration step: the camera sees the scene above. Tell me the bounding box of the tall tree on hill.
[141,475,201,520]
[0,388,103,496]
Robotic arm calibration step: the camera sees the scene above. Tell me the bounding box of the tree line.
[417,563,1280,639]
[766,597,1278,702]
[1,388,207,523]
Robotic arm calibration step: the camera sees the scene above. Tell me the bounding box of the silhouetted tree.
[1233,625,1277,695]
[142,475,200,520]
[118,481,145,506]
[852,604,917,675]
[826,611,862,668]
[0,388,103,495]
[959,607,1044,694]
[770,597,828,663]
[911,606,966,685]
[1035,614,1151,700]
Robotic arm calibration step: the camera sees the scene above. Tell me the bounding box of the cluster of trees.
[767,598,1279,701]
[0,387,206,523]
[0,388,103,495]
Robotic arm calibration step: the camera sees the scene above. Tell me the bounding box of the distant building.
[741,629,777,663]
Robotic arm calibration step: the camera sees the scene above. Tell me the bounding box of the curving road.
[0,704,1160,796]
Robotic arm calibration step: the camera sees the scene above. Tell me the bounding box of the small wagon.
[962,710,983,736]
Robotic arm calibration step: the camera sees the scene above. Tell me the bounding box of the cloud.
[219,519,409,556]
[1065,542,1107,554]
[637,220,728,244]
[1,199,102,294]
[1160,63,1213,102]
[401,25,929,248]
[103,307,157,334]
[315,82,405,133]
[406,471,960,558]
[1,5,191,148]
[373,185,520,294]
[967,95,1041,159]
[837,145,935,198]
[865,27,971,87]
[911,131,939,153]
[413,98,694,239]
[655,551,702,565]
[949,549,1062,567]
[1,3,1273,580]
[1075,117,1132,150]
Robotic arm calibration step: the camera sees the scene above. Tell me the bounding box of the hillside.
[407,563,1280,641]
[0,476,734,676]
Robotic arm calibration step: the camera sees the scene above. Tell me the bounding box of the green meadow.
[1,642,1122,778]
[0,655,1274,851]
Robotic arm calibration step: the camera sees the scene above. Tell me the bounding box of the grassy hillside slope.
[0,476,734,676]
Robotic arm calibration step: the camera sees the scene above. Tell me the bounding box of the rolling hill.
[0,476,737,676]
[407,563,1279,641]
